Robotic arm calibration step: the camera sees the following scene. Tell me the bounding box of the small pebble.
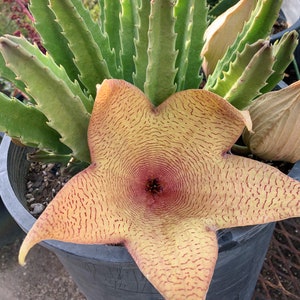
[30,203,45,215]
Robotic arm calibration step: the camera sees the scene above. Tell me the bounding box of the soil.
[25,162,71,217]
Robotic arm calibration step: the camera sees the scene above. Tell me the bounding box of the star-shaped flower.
[19,79,300,299]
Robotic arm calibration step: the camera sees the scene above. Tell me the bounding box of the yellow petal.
[214,155,300,228]
[19,165,130,264]
[126,220,218,300]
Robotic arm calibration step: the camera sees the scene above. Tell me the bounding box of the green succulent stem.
[133,0,150,91]
[0,52,26,93]
[29,0,80,84]
[120,0,139,83]
[144,0,177,106]
[49,0,113,97]
[0,35,91,163]
[207,40,274,109]
[27,150,72,165]
[228,42,273,109]
[0,92,70,154]
[103,0,122,71]
[260,31,299,94]
[174,0,207,91]
[206,0,283,91]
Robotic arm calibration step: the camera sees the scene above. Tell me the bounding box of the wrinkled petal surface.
[20,79,300,299]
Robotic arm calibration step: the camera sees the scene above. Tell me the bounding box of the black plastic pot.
[1,135,299,299]
[270,4,300,68]
[270,15,300,43]
[0,198,23,247]
[0,132,23,246]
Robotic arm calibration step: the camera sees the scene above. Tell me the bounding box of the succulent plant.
[1,0,300,299]
[0,0,297,167]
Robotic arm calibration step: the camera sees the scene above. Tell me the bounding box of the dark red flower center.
[145,177,163,195]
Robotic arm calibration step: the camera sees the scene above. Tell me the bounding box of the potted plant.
[0,0,300,299]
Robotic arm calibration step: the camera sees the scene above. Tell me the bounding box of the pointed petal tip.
[18,225,45,266]
[18,237,33,266]
[18,229,48,266]
[96,83,101,92]
[18,250,27,266]
[240,110,252,132]
[95,79,127,101]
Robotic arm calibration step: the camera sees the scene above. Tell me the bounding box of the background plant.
[1,0,43,49]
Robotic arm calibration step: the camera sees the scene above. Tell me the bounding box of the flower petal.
[215,155,300,228]
[91,79,251,160]
[126,219,218,300]
[19,166,131,265]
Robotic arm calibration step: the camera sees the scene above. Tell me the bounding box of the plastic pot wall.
[0,132,23,246]
[1,135,297,300]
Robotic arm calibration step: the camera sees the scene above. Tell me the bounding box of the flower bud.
[201,0,258,76]
[243,81,300,163]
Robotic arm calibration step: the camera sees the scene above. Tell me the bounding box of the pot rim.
[270,16,300,42]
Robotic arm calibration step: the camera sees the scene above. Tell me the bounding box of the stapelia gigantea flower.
[19,80,300,300]
[243,80,300,163]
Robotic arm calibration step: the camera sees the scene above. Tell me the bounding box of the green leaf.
[120,0,139,83]
[0,35,91,163]
[0,52,26,93]
[206,40,274,109]
[0,92,70,154]
[144,0,177,106]
[225,41,274,109]
[70,0,121,79]
[29,0,80,84]
[174,0,207,91]
[133,0,150,91]
[206,0,282,89]
[27,150,72,165]
[49,0,113,97]
[103,0,122,72]
[261,31,299,94]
